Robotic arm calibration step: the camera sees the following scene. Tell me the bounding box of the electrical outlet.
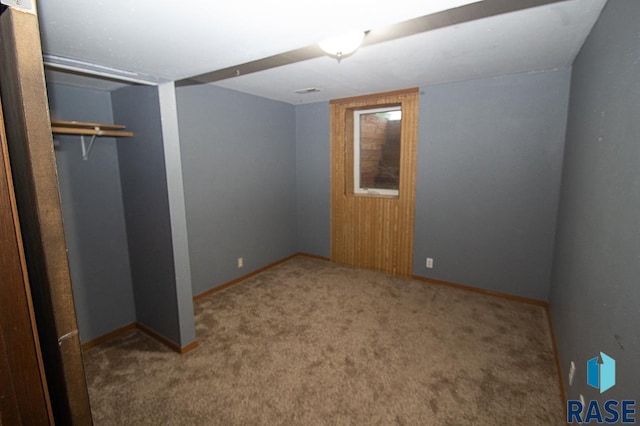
[426,257,434,268]
[568,361,576,386]
[237,257,243,268]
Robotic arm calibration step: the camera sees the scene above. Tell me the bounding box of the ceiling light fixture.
[318,30,365,62]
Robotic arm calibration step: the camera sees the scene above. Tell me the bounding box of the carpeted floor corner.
[83,256,565,425]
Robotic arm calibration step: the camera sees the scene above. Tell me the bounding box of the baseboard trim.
[411,275,549,307]
[178,340,200,355]
[81,322,137,351]
[193,256,549,309]
[135,322,180,352]
[411,274,566,407]
[81,253,314,354]
[297,252,331,262]
[82,256,566,407]
[193,253,300,301]
[545,306,567,408]
[82,322,198,355]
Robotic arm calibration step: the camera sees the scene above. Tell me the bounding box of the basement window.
[353,106,401,196]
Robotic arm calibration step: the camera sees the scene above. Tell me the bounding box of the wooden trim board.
[50,119,134,137]
[51,126,134,137]
[196,253,549,308]
[297,253,331,262]
[330,87,419,105]
[411,275,548,307]
[545,306,568,410]
[136,323,185,354]
[80,323,136,351]
[0,67,54,425]
[192,251,548,307]
[82,322,198,355]
[413,274,566,411]
[82,253,307,353]
[178,340,200,355]
[136,323,199,355]
[0,7,92,424]
[193,253,299,301]
[51,120,126,130]
[82,251,566,406]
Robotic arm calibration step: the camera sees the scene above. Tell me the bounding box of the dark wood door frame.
[0,81,53,426]
[0,5,92,424]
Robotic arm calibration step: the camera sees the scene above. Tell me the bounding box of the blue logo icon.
[587,352,616,393]
[567,352,635,424]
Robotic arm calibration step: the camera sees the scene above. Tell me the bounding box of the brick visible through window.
[353,106,401,196]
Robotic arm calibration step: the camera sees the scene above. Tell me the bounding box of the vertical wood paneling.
[330,89,419,276]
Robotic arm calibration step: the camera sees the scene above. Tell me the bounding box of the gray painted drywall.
[176,84,297,296]
[112,85,183,345]
[413,69,571,300]
[47,83,135,342]
[157,82,196,346]
[550,0,640,405]
[295,102,330,258]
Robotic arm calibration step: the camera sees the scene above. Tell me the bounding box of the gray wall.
[413,70,571,300]
[47,83,135,342]
[176,85,297,296]
[295,102,330,258]
[157,82,196,347]
[550,0,640,404]
[112,85,182,345]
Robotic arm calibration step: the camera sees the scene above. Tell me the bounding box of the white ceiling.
[37,0,607,104]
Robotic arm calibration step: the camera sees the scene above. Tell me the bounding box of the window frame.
[353,106,402,196]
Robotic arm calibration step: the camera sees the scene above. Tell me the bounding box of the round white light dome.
[318,30,365,58]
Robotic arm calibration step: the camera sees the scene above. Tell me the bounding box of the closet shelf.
[51,120,134,160]
[51,120,134,138]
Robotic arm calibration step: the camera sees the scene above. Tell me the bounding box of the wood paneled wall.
[330,88,419,276]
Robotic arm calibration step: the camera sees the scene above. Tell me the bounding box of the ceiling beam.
[177,0,570,87]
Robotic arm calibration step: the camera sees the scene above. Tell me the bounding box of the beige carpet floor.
[83,256,565,425]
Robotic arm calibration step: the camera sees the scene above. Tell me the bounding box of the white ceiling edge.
[42,0,607,106]
[211,0,607,105]
[37,0,482,82]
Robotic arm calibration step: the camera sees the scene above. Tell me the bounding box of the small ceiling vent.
[294,87,320,94]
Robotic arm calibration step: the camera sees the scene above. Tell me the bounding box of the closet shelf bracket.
[50,119,134,160]
[80,132,98,160]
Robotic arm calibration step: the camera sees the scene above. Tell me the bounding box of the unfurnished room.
[0,0,638,424]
